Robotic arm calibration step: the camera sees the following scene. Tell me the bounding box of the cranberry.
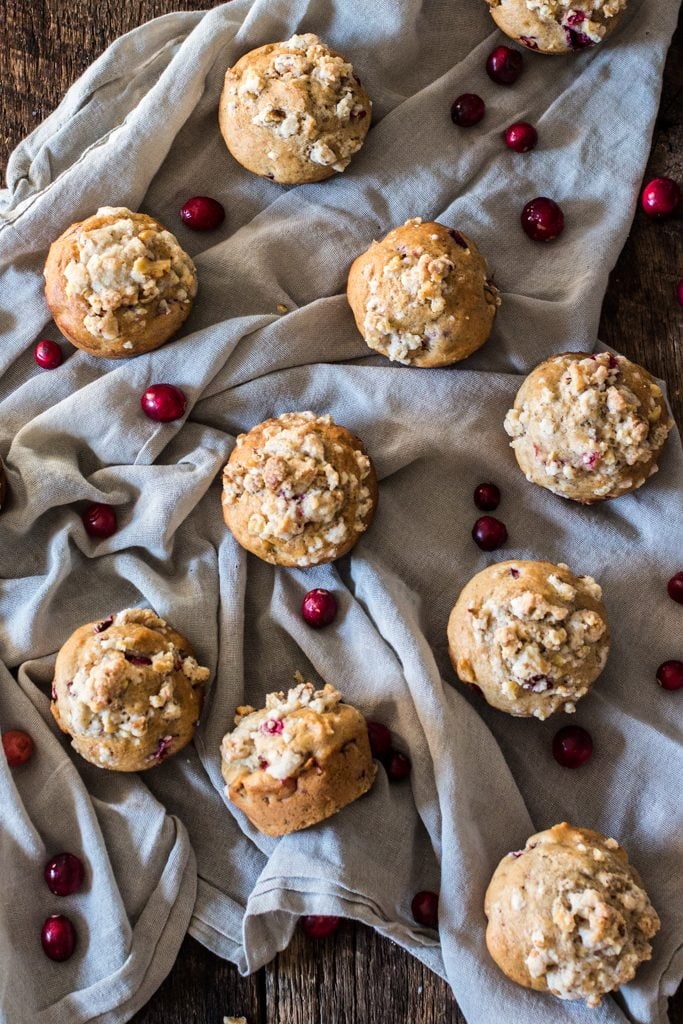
[656,660,683,691]
[411,890,439,929]
[565,27,593,49]
[519,35,539,50]
[124,653,152,666]
[2,729,34,767]
[472,516,508,551]
[521,197,565,241]
[366,720,392,759]
[41,915,77,961]
[34,339,63,370]
[667,572,683,604]
[301,588,338,628]
[44,853,85,897]
[677,280,683,307]
[81,503,118,539]
[486,46,524,85]
[552,725,593,768]
[450,94,485,128]
[180,195,225,231]
[301,915,340,939]
[386,750,411,782]
[260,718,284,735]
[473,483,500,511]
[640,177,680,218]
[504,121,538,153]
[140,383,187,422]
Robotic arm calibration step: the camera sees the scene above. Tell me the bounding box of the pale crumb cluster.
[525,0,627,40]
[63,207,197,341]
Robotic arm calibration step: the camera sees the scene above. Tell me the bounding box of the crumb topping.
[63,208,197,341]
[468,566,607,719]
[226,33,369,173]
[61,608,209,741]
[223,412,373,563]
[504,353,672,498]
[524,0,626,42]
[221,676,343,783]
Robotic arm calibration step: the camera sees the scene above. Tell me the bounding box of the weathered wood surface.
[0,3,680,1023]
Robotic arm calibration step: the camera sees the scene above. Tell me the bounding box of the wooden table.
[1,4,680,1022]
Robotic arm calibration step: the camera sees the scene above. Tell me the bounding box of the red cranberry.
[301,915,340,939]
[34,339,63,370]
[180,195,225,231]
[366,720,392,759]
[44,853,85,897]
[386,750,411,782]
[473,483,500,511]
[2,729,34,767]
[81,503,118,539]
[486,46,524,85]
[504,121,538,153]
[552,725,593,768]
[641,177,680,218]
[677,280,683,307]
[41,915,77,961]
[450,94,485,128]
[472,516,508,551]
[301,588,338,628]
[521,197,565,241]
[519,35,539,50]
[667,572,683,604]
[140,383,187,422]
[411,890,439,929]
[656,660,683,691]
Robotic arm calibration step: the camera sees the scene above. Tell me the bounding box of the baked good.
[485,822,660,1006]
[44,207,198,358]
[484,0,627,54]
[447,560,609,719]
[346,218,500,367]
[221,411,377,567]
[218,33,371,185]
[51,608,210,771]
[220,675,377,836]
[504,352,673,503]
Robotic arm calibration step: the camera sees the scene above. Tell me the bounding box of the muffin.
[51,608,210,771]
[221,411,377,567]
[504,352,673,503]
[484,0,627,54]
[485,823,660,1006]
[347,218,500,367]
[447,560,609,719]
[218,33,371,185]
[44,207,198,358]
[220,674,377,836]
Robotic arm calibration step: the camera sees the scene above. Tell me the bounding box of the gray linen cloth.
[0,2,681,1022]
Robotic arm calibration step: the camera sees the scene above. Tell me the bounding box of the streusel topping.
[504,353,672,498]
[63,208,197,341]
[225,33,369,172]
[221,676,343,784]
[524,0,627,42]
[63,608,209,744]
[223,412,373,563]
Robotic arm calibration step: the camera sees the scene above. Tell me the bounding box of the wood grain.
[0,4,680,1024]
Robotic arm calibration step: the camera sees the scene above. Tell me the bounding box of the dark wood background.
[0,3,680,1022]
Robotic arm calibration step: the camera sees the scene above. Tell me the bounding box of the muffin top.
[219,33,371,184]
[222,411,376,567]
[485,0,627,52]
[448,560,609,719]
[347,218,500,367]
[59,207,197,345]
[504,352,672,502]
[485,823,660,1007]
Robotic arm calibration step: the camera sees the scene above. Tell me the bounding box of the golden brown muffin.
[51,608,210,771]
[484,0,627,54]
[44,207,198,358]
[347,218,500,367]
[218,33,371,185]
[220,675,377,836]
[485,823,660,1006]
[221,411,377,567]
[504,352,673,503]
[447,560,609,719]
